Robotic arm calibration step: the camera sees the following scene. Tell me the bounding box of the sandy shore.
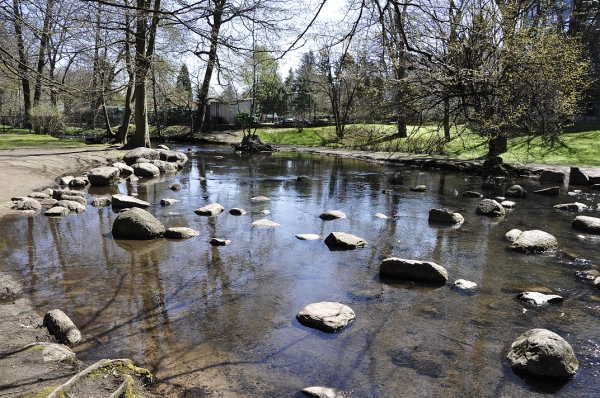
[0,147,121,219]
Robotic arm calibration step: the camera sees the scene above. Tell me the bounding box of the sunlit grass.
[0,132,89,149]
[257,122,600,166]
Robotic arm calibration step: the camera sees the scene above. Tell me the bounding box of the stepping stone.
[164,227,199,239]
[296,302,355,332]
[319,210,346,220]
[295,234,320,240]
[252,219,281,227]
[194,203,224,216]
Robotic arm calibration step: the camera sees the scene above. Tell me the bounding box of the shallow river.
[2,145,600,397]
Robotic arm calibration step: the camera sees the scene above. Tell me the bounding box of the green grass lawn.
[0,131,89,149]
[256,122,600,166]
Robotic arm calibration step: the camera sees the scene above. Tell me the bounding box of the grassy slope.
[256,122,600,166]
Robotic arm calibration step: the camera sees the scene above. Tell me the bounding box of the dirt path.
[0,147,122,219]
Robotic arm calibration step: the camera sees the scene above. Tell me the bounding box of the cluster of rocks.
[10,146,188,217]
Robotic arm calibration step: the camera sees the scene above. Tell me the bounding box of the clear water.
[2,145,600,397]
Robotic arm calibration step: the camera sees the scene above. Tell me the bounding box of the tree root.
[46,358,152,398]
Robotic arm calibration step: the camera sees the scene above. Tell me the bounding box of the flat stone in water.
[319,210,346,220]
[194,203,225,216]
[375,213,389,219]
[252,219,281,227]
[295,234,320,240]
[161,198,181,206]
[517,291,563,306]
[229,208,246,215]
[209,238,231,246]
[452,279,478,292]
[296,302,355,332]
[164,227,199,239]
[251,196,271,202]
[324,232,367,249]
[44,206,70,217]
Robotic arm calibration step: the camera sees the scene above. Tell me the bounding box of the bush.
[30,103,64,135]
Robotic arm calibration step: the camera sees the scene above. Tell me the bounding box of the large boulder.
[539,170,566,183]
[157,149,188,164]
[87,166,120,186]
[379,258,448,283]
[509,230,558,254]
[476,199,505,217]
[428,209,464,224]
[569,166,589,185]
[112,207,165,239]
[572,215,600,233]
[319,210,346,220]
[111,194,151,208]
[507,329,579,378]
[112,162,134,176]
[194,203,224,216]
[132,163,160,177]
[12,198,42,212]
[296,302,355,332]
[506,185,527,198]
[43,309,82,346]
[324,232,367,249]
[150,160,178,173]
[122,147,160,165]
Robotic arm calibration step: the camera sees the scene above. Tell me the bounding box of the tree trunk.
[12,0,31,128]
[151,65,165,141]
[33,0,54,106]
[116,5,134,145]
[124,0,161,149]
[192,0,225,135]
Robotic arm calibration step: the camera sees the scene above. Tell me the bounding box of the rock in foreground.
[319,210,347,220]
[572,215,600,233]
[517,292,563,306]
[509,230,558,254]
[194,203,224,216]
[112,207,165,239]
[379,258,448,283]
[87,166,120,186]
[476,199,505,217]
[43,309,81,346]
[428,209,464,224]
[296,302,355,332]
[507,329,578,378]
[324,232,367,249]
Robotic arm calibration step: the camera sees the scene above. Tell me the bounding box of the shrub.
[30,103,64,135]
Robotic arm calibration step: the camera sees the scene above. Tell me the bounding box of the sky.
[279,0,347,76]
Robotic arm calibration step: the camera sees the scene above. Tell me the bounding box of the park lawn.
[0,132,89,149]
[257,122,600,166]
